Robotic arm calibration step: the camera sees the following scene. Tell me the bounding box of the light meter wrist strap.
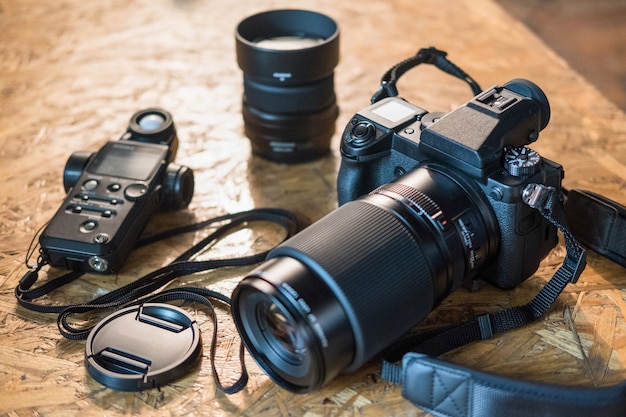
[15,207,300,395]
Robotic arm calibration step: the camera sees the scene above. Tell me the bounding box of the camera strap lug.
[522,183,587,284]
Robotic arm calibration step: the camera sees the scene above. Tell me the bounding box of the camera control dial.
[504,147,541,177]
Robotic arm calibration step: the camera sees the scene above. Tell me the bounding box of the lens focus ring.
[243,76,336,114]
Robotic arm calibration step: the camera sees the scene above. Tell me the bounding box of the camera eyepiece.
[503,78,551,131]
[236,9,340,163]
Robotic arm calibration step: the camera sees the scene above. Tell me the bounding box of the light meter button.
[124,183,148,201]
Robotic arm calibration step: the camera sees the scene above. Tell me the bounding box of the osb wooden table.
[1,0,625,416]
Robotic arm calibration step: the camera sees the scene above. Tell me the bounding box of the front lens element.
[254,36,325,50]
[232,257,354,393]
[260,302,306,363]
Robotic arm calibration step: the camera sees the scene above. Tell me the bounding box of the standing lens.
[232,164,500,392]
[235,9,340,163]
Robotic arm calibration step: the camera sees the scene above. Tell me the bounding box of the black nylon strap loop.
[371,47,483,104]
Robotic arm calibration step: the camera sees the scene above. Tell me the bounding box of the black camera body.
[39,108,194,273]
[232,79,565,393]
[338,80,562,288]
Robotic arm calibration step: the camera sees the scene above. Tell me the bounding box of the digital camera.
[231,79,563,392]
[39,108,194,273]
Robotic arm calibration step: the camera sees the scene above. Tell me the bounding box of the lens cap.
[85,303,202,391]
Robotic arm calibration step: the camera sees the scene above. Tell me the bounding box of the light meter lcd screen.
[89,142,165,180]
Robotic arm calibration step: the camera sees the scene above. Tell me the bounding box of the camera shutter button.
[349,122,376,147]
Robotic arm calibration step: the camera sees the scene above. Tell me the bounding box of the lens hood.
[236,9,339,85]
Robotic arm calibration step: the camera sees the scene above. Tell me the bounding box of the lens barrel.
[232,165,500,392]
[236,10,340,163]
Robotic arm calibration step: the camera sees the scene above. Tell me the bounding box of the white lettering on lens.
[308,314,329,348]
[298,298,311,314]
[458,218,478,269]
[273,72,292,81]
[281,282,299,299]
[281,283,329,348]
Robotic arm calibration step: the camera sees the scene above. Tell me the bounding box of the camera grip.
[481,199,557,288]
[337,161,375,205]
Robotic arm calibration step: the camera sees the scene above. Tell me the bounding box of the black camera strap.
[15,207,300,394]
[381,184,626,417]
[564,189,626,268]
[370,46,483,104]
[372,49,626,416]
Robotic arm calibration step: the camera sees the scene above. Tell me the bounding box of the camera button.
[107,183,122,192]
[80,220,98,233]
[83,179,99,191]
[350,122,376,146]
[124,183,148,201]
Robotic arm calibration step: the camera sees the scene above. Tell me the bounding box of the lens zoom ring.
[374,183,442,219]
[373,182,466,291]
[271,200,436,368]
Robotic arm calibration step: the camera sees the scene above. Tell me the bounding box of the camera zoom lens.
[232,164,500,392]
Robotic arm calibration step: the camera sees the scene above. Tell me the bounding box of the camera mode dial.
[504,147,541,177]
